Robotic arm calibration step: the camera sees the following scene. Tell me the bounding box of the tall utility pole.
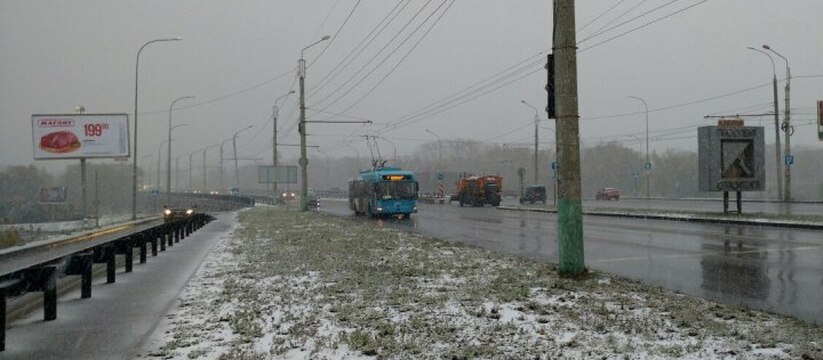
[764,44,792,202]
[554,0,585,276]
[299,35,331,212]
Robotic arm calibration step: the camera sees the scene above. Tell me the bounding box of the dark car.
[163,206,195,222]
[595,188,621,201]
[279,191,296,203]
[520,185,547,204]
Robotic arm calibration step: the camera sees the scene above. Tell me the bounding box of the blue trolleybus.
[348,167,419,218]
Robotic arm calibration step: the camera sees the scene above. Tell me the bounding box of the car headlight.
[185,209,194,215]
[164,209,172,215]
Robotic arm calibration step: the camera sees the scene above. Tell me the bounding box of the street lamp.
[299,35,331,211]
[188,149,199,190]
[627,95,650,199]
[167,96,194,205]
[202,144,219,190]
[763,44,792,202]
[156,140,170,191]
[520,100,540,184]
[132,37,182,220]
[272,90,295,198]
[747,46,782,201]
[627,135,643,197]
[232,125,254,190]
[219,138,232,190]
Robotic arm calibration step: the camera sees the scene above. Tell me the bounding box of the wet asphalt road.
[320,200,823,325]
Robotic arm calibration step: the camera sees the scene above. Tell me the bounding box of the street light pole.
[520,100,540,184]
[156,140,169,191]
[219,138,232,190]
[132,37,181,220]
[272,91,294,198]
[232,125,254,190]
[188,150,197,190]
[763,44,792,202]
[747,46,782,201]
[202,144,219,190]
[299,35,331,212]
[627,95,650,199]
[167,96,194,205]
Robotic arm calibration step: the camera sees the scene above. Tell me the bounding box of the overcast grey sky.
[2,0,822,170]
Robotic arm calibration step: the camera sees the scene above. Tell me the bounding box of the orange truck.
[452,174,503,207]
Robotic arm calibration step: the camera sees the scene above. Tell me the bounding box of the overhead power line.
[318,0,456,116]
[309,0,410,97]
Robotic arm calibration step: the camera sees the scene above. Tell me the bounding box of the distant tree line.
[0,163,138,224]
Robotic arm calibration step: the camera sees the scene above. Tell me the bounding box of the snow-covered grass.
[144,208,823,359]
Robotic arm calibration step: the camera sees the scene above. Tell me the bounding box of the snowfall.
[137,207,822,359]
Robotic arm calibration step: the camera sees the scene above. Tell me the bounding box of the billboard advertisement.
[32,113,129,159]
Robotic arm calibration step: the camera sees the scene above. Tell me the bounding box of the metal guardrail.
[0,213,214,351]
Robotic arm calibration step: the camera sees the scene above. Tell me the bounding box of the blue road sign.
[150,189,160,197]
[645,162,652,170]
[436,172,444,180]
[785,155,794,166]
[551,161,558,170]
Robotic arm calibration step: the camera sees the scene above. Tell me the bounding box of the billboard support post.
[81,158,87,221]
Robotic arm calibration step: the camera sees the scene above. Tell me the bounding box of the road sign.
[551,161,558,170]
[150,189,160,197]
[258,166,298,184]
[436,172,444,180]
[230,188,239,195]
[644,162,652,170]
[39,187,68,204]
[785,155,794,166]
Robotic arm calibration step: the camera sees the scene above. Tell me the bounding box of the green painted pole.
[553,0,585,276]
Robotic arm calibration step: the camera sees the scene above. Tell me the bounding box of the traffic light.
[545,54,556,119]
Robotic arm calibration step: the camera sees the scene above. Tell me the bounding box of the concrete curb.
[497,206,823,230]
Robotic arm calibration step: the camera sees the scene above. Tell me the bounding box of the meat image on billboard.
[31,114,129,159]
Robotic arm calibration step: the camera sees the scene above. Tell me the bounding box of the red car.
[595,188,621,201]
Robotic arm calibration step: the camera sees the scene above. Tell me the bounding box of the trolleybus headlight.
[185,209,194,215]
[377,207,383,212]
[164,209,172,215]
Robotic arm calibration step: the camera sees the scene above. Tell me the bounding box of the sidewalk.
[139,207,822,359]
[498,205,823,230]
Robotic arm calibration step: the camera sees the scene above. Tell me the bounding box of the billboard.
[258,166,298,184]
[39,186,68,204]
[698,124,765,192]
[32,113,129,159]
